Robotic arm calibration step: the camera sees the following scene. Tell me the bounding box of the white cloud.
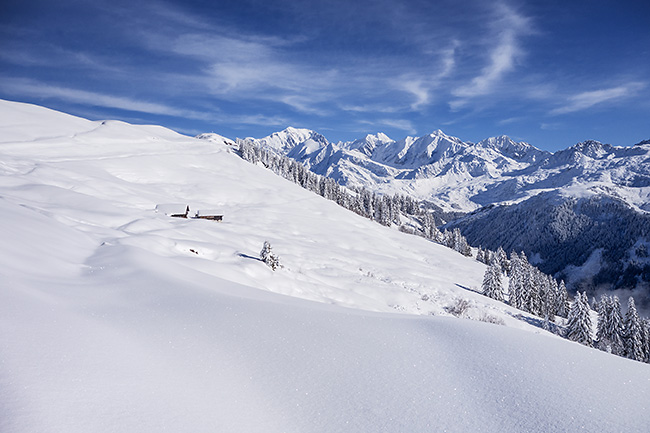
[141,31,345,114]
[0,78,214,120]
[218,113,291,127]
[540,122,561,130]
[136,14,466,117]
[498,117,523,125]
[451,3,531,106]
[360,118,417,134]
[550,82,646,115]
[339,104,401,114]
[400,79,430,110]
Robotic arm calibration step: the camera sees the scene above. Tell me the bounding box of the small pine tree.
[482,262,504,302]
[566,292,593,347]
[260,241,280,271]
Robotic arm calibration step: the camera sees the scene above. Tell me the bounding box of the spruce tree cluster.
[500,250,567,320]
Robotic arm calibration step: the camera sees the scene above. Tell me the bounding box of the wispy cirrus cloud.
[217,113,291,128]
[400,79,431,110]
[550,82,646,115]
[451,3,532,110]
[127,2,468,118]
[140,30,344,112]
[143,28,455,117]
[360,118,417,135]
[0,78,215,120]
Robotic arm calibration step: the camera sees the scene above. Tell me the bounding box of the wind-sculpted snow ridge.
[2,99,650,433]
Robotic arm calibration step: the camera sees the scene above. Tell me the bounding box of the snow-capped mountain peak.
[475,135,548,163]
[568,139,614,159]
[244,126,328,154]
[340,132,394,157]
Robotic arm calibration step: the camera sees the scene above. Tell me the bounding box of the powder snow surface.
[1,100,649,432]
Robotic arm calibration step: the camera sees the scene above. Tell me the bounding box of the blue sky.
[1,0,648,150]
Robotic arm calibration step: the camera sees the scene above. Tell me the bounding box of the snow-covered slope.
[2,100,650,432]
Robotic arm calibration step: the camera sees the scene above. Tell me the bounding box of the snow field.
[1,100,649,432]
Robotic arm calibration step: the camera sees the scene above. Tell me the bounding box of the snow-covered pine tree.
[608,296,625,356]
[476,247,484,264]
[556,280,569,318]
[624,297,645,362]
[591,296,600,313]
[495,246,509,275]
[508,252,524,310]
[596,294,625,356]
[460,239,472,257]
[426,218,443,243]
[541,275,556,323]
[517,252,535,312]
[642,319,650,363]
[481,261,504,302]
[484,250,494,267]
[524,268,542,316]
[260,241,280,271]
[430,223,443,243]
[596,295,613,353]
[548,276,559,317]
[566,292,593,347]
[508,251,518,272]
[450,228,472,256]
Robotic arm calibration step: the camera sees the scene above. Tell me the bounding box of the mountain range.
[232,128,650,299]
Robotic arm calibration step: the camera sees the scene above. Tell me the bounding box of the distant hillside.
[445,191,650,301]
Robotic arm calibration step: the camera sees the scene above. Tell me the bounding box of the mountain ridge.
[232,126,650,213]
